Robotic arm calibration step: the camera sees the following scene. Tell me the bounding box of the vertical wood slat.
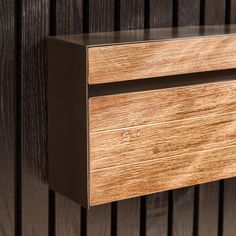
[197,2,226,235]
[117,199,140,236]
[115,1,145,235]
[148,0,173,28]
[171,1,201,235]
[55,195,81,236]
[145,1,172,235]
[87,204,111,236]
[231,0,236,23]
[21,0,49,235]
[52,0,83,235]
[198,182,219,236]
[223,178,236,236]
[146,193,169,236]
[87,0,114,32]
[204,0,226,24]
[172,187,195,236]
[0,0,15,235]
[119,0,145,30]
[223,3,236,235]
[86,0,114,235]
[178,0,201,26]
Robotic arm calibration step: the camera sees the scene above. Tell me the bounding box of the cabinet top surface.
[49,24,236,47]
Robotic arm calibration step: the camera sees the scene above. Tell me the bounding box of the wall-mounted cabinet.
[48,25,236,207]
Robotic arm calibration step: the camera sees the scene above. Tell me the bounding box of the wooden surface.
[149,0,173,28]
[146,192,169,236]
[89,81,236,205]
[0,0,15,235]
[88,33,236,84]
[204,0,226,25]
[3,0,236,235]
[21,0,49,235]
[172,187,195,236]
[178,0,201,26]
[198,182,219,235]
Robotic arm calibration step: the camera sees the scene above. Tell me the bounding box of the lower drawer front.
[89,81,236,206]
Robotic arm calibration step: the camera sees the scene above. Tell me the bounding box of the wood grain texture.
[87,204,111,236]
[204,0,226,25]
[89,81,236,133]
[117,198,140,236]
[146,192,168,236]
[90,123,236,205]
[119,0,145,30]
[88,0,114,32]
[0,0,15,235]
[149,0,173,28]
[21,0,49,235]
[231,0,236,23]
[178,0,201,26]
[198,182,219,236]
[88,34,236,84]
[52,1,83,235]
[89,81,236,205]
[54,0,83,35]
[55,196,81,236]
[172,187,194,236]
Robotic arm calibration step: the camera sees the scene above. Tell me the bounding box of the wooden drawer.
[89,81,236,205]
[48,25,236,207]
[88,36,236,84]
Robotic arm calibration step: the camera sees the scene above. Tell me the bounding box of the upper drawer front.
[89,81,236,205]
[88,35,236,84]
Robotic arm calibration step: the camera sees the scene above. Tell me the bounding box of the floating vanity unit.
[48,25,236,207]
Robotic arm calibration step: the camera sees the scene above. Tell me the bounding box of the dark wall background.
[1,0,236,235]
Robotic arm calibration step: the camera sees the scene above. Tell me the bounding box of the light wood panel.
[90,113,236,170]
[89,81,236,205]
[90,144,236,205]
[89,81,236,132]
[88,35,236,84]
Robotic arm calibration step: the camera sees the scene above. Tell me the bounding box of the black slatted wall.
[1,0,236,235]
